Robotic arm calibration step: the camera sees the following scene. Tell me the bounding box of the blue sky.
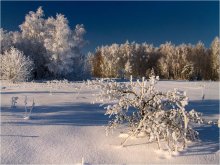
[1,1,219,53]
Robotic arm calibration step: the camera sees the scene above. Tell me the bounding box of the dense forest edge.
[1,7,219,82]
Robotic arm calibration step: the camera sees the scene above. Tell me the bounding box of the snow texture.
[0,80,219,164]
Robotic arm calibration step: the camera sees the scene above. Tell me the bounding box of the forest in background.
[1,7,219,82]
[89,38,219,80]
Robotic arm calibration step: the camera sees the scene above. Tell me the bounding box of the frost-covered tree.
[88,74,206,152]
[175,44,190,79]
[0,29,13,53]
[92,44,121,78]
[18,6,50,78]
[124,60,132,78]
[181,63,195,80]
[190,42,207,80]
[0,47,33,82]
[68,24,87,79]
[210,37,220,80]
[18,6,87,79]
[89,50,104,77]
[44,14,73,77]
[43,13,86,79]
[20,6,45,40]
[0,29,20,53]
[158,42,176,79]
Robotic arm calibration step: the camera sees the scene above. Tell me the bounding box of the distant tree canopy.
[89,38,220,80]
[0,7,219,81]
[0,7,88,81]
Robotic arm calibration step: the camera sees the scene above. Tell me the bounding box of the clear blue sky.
[1,1,219,53]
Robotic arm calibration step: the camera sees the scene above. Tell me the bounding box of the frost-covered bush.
[88,74,204,152]
[0,47,33,82]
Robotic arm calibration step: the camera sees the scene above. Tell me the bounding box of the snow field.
[1,80,219,164]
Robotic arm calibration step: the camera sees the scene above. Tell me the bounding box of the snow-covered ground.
[1,80,219,164]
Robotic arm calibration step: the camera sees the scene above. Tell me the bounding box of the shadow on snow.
[1,99,219,155]
[186,99,219,117]
[179,99,219,156]
[1,103,109,126]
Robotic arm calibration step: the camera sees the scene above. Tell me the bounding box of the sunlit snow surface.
[1,80,219,164]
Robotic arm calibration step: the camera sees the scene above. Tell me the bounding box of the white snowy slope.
[0,80,219,164]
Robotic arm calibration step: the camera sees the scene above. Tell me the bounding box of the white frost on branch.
[87,74,206,153]
[0,47,33,82]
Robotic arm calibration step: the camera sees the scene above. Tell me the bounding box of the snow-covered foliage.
[89,38,219,80]
[210,37,220,80]
[0,47,33,82]
[181,63,194,80]
[44,14,85,78]
[0,29,13,53]
[89,42,159,78]
[1,7,87,80]
[88,72,207,152]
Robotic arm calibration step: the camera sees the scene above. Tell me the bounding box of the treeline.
[89,38,219,80]
[1,7,219,82]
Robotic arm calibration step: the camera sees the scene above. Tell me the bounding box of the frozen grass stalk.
[24,96,28,117]
[11,97,18,109]
[24,96,35,120]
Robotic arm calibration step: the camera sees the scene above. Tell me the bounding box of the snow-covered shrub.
[0,47,33,82]
[88,74,205,152]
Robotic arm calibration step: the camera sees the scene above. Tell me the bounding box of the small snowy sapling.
[88,73,207,153]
